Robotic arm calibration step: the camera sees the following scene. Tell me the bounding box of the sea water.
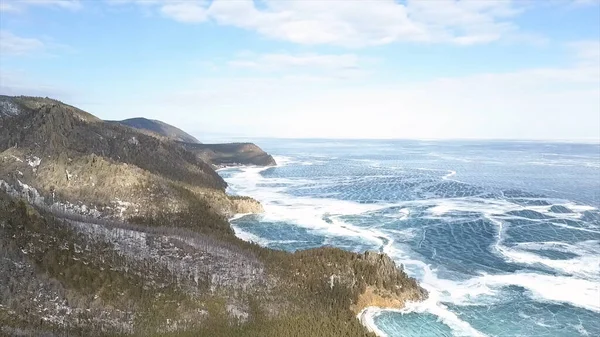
[218,139,600,337]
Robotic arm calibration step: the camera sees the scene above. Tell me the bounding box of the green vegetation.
[0,96,225,190]
[0,193,426,336]
[128,185,234,237]
[0,96,425,337]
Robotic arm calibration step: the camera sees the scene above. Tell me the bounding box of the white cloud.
[0,0,82,12]
[0,69,74,99]
[231,53,360,69]
[106,0,161,5]
[0,31,45,55]
[206,0,422,47]
[571,0,600,5]
[207,0,526,47]
[0,2,19,12]
[160,0,208,23]
[405,0,521,45]
[227,52,368,79]
[569,40,600,65]
[115,0,530,47]
[135,42,599,141]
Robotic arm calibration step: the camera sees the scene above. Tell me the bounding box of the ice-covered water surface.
[220,140,600,337]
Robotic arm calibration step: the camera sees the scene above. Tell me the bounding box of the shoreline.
[358,307,389,337]
[220,160,426,337]
[225,210,419,337]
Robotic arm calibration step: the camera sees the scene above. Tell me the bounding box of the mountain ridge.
[180,142,277,167]
[108,117,201,144]
[107,117,277,167]
[0,95,426,336]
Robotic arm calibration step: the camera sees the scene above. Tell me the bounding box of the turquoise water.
[220,140,600,337]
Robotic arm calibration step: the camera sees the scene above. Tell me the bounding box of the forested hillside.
[0,96,426,336]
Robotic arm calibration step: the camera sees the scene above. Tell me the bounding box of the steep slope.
[181,142,277,167]
[0,194,426,337]
[107,118,276,167]
[0,95,259,220]
[0,95,426,336]
[109,117,201,144]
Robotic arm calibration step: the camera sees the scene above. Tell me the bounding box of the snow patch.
[0,179,102,218]
[8,155,23,163]
[0,100,21,117]
[226,304,249,322]
[27,156,41,172]
[329,274,339,289]
[128,137,139,146]
[0,179,45,204]
[114,198,133,218]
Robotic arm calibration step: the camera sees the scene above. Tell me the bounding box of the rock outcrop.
[350,251,427,313]
[180,142,277,167]
[109,117,201,144]
[228,196,265,214]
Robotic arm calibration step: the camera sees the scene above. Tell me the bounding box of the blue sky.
[1,0,599,141]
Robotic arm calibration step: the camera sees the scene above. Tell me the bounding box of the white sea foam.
[381,208,410,220]
[467,272,600,313]
[418,197,600,282]
[271,155,295,166]
[231,224,273,246]
[421,196,596,221]
[379,249,600,334]
[229,213,253,221]
[223,165,395,247]
[549,221,600,234]
[357,307,390,337]
[353,242,492,336]
[571,322,590,336]
[368,267,489,336]
[443,170,457,181]
[563,203,597,213]
[498,241,600,279]
[425,197,522,220]
[220,154,600,336]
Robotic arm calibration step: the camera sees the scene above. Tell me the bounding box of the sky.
[0,0,599,141]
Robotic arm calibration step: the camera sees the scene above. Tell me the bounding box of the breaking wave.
[220,141,600,336]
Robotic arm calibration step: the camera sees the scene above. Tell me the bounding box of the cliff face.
[0,96,255,222]
[180,142,277,167]
[0,95,425,337]
[275,247,427,316]
[350,252,427,313]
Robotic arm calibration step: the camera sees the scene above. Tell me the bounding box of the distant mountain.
[0,95,425,337]
[181,142,277,167]
[109,117,278,167]
[109,117,201,143]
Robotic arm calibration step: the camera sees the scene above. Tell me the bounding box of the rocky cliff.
[0,95,252,221]
[0,95,425,337]
[180,142,277,167]
[107,117,277,168]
